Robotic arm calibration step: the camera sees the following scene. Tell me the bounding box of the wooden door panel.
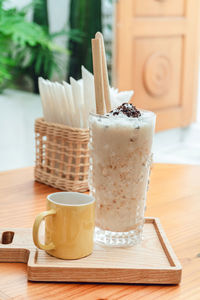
[134,0,185,17]
[114,0,200,131]
[133,36,182,110]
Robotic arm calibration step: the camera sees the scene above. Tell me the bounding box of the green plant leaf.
[0,0,74,92]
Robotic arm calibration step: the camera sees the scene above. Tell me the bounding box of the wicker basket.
[34,118,89,192]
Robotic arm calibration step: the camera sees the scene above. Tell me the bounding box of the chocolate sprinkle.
[109,103,141,118]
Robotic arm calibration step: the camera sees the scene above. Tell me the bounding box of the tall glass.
[89,110,156,247]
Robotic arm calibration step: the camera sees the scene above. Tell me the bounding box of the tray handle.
[0,228,33,263]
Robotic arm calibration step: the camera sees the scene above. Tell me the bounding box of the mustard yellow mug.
[32,192,95,259]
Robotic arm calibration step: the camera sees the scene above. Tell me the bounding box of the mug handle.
[33,209,56,251]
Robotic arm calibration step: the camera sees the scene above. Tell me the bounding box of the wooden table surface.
[0,164,199,300]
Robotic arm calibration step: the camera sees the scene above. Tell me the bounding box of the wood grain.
[91,38,105,115]
[95,32,111,113]
[0,218,181,284]
[114,0,200,131]
[0,164,200,299]
[134,0,185,17]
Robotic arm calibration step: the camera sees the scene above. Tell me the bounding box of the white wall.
[48,0,70,79]
[5,0,70,45]
[4,0,31,9]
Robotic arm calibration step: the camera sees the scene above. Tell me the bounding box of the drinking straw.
[59,83,72,126]
[82,66,96,115]
[38,77,49,121]
[91,38,105,115]
[54,82,68,124]
[63,81,77,128]
[49,82,60,123]
[82,66,91,127]
[95,32,111,113]
[76,78,88,128]
[52,82,59,122]
[70,77,83,128]
[44,80,56,123]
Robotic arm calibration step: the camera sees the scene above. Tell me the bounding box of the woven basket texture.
[34,118,89,192]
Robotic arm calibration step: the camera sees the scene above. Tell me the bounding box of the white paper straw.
[45,81,58,123]
[82,66,96,114]
[54,82,67,125]
[38,78,49,121]
[70,77,83,128]
[63,81,77,127]
[43,80,56,123]
[61,84,72,126]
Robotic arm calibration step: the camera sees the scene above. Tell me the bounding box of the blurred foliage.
[33,0,49,29]
[67,0,102,80]
[0,0,82,93]
[31,0,52,92]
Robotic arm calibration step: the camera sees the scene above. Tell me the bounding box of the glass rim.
[89,109,156,120]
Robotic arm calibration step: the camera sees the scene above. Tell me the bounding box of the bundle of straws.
[38,32,134,129]
[38,66,96,128]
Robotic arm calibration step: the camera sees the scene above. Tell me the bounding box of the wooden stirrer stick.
[91,38,105,115]
[95,32,111,113]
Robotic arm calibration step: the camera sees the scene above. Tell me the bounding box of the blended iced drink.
[89,103,156,246]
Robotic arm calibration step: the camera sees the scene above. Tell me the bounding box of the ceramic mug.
[32,192,95,259]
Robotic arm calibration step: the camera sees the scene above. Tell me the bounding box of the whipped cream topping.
[108,103,141,118]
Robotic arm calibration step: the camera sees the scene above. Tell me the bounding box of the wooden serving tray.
[0,218,182,284]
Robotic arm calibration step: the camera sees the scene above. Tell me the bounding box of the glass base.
[94,225,143,247]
